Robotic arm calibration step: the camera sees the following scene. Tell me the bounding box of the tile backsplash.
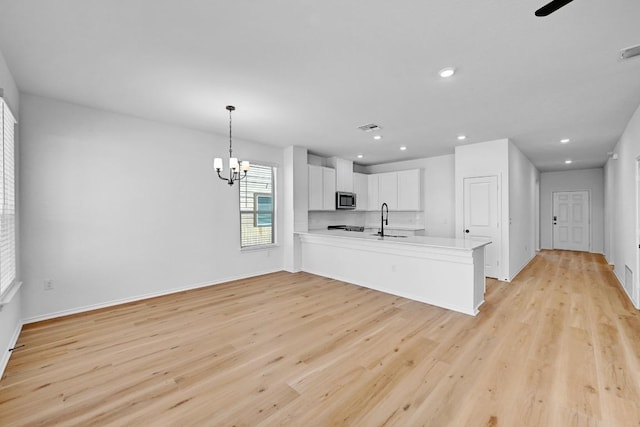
[309,211,366,230]
[309,211,424,231]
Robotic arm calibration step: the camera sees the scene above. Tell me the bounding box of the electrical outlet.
[43,279,54,291]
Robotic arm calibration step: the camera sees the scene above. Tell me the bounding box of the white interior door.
[464,176,500,279]
[552,191,590,251]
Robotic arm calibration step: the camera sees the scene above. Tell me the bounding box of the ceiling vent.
[357,123,383,132]
[620,44,640,60]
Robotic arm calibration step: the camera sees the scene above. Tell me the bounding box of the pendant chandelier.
[213,105,249,185]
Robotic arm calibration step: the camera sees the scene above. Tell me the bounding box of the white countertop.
[298,229,491,251]
[363,224,425,231]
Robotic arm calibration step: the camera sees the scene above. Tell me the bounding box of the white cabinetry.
[367,174,379,211]
[353,172,368,211]
[397,169,421,211]
[365,169,421,211]
[308,164,336,211]
[323,167,336,209]
[328,157,354,192]
[378,172,398,210]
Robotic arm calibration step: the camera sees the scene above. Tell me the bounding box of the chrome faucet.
[380,202,389,237]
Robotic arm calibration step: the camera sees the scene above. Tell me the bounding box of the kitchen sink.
[371,233,408,238]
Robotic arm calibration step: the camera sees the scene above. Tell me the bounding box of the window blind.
[239,164,275,248]
[0,98,16,296]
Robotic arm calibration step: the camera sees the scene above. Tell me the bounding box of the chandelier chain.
[228,106,233,159]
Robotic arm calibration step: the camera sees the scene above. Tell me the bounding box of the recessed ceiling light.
[439,67,456,78]
[373,135,382,140]
[357,154,364,159]
[457,135,466,140]
[400,146,407,151]
[560,138,570,144]
[565,159,572,164]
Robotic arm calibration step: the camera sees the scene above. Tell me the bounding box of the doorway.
[552,191,590,251]
[636,158,640,304]
[464,175,500,279]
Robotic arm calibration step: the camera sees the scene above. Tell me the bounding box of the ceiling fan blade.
[535,0,574,16]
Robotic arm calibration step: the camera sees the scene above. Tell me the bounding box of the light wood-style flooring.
[1,250,639,426]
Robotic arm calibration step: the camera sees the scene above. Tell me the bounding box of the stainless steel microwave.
[336,192,356,209]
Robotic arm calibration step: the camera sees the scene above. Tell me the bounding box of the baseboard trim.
[22,269,283,325]
[612,268,639,310]
[603,253,614,266]
[509,253,537,282]
[0,320,23,379]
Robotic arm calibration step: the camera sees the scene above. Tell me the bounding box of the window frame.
[0,97,17,299]
[238,163,276,249]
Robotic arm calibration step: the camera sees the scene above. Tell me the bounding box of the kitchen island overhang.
[297,231,491,316]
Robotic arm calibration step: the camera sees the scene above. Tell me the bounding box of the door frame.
[535,179,540,251]
[635,157,640,305]
[551,190,591,252]
[463,174,502,280]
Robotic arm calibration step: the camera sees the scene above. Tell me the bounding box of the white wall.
[508,143,539,279]
[456,139,539,281]
[19,94,285,321]
[282,145,308,272]
[539,168,604,254]
[455,139,510,281]
[0,47,22,375]
[363,154,455,237]
[604,160,614,263]
[605,101,640,308]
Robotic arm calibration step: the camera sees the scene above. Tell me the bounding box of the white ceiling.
[1,0,639,171]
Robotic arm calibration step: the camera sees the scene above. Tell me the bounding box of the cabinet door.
[308,165,323,211]
[397,169,421,211]
[322,167,336,210]
[353,173,368,211]
[378,172,398,210]
[367,174,379,211]
[335,158,354,192]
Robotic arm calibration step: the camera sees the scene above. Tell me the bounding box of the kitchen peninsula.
[297,230,491,316]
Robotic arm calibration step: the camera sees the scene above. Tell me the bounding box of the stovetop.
[327,225,365,232]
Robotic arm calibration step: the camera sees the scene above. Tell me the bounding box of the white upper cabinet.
[378,172,398,210]
[323,167,336,209]
[309,160,421,212]
[308,164,336,211]
[353,172,368,211]
[308,164,323,211]
[367,174,379,211]
[397,169,421,211]
[327,157,353,192]
[365,169,421,211]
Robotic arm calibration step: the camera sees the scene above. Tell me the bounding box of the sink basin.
[371,233,408,238]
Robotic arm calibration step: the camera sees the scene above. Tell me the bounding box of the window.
[0,98,16,297]
[240,164,275,248]
[254,194,273,227]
